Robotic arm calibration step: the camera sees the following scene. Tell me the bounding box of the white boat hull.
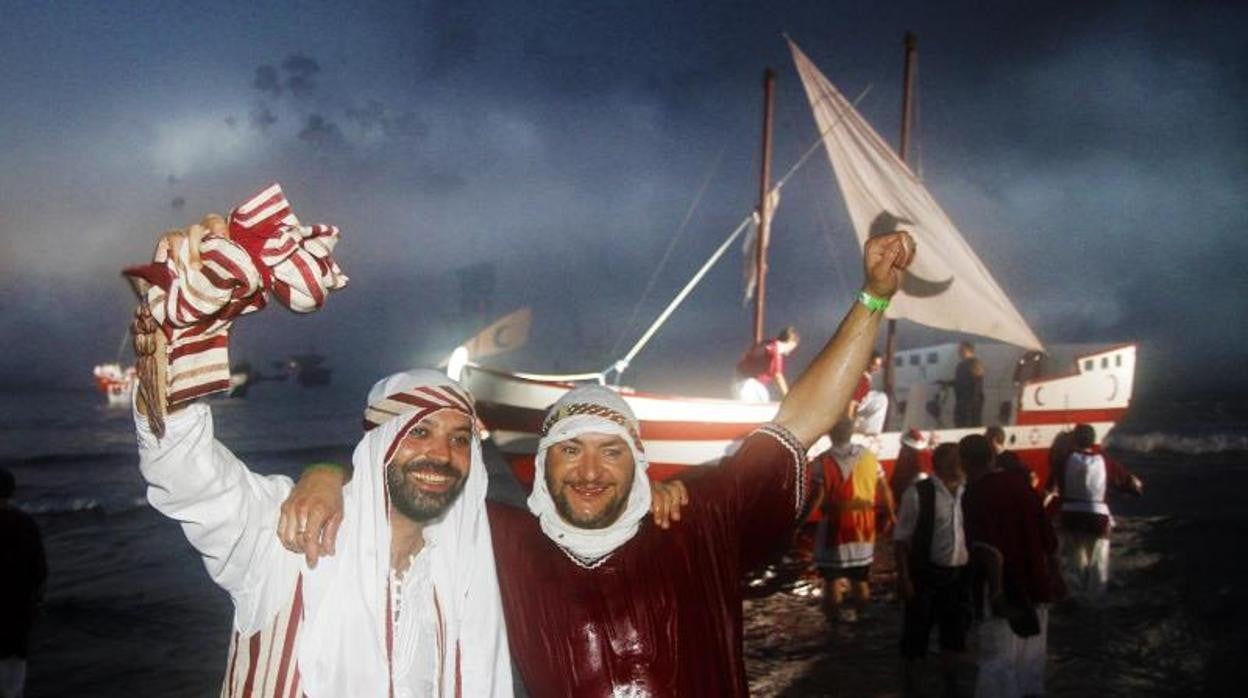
[461,342,1136,489]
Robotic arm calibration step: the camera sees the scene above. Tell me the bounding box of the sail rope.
[604,85,874,382]
[496,83,876,385]
[605,146,727,361]
[607,214,754,380]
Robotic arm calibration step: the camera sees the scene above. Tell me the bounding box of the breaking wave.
[1107,431,1248,455]
[19,495,148,517]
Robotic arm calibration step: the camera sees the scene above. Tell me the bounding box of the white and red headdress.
[527,385,652,565]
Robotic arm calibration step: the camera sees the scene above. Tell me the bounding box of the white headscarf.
[298,369,511,697]
[527,385,652,564]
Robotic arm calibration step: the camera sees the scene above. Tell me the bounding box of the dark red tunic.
[962,469,1058,608]
[488,425,807,697]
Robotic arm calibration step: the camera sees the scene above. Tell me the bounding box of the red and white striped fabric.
[221,577,307,698]
[363,382,476,433]
[125,183,348,406]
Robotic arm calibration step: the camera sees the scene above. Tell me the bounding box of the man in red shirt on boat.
[1048,423,1143,599]
[734,325,800,402]
[287,231,916,695]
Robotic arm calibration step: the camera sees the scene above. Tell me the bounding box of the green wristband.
[857,290,890,313]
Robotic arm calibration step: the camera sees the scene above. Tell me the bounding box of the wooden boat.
[459,36,1136,490]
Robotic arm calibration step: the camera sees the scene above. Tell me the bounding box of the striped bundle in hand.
[124,183,348,407]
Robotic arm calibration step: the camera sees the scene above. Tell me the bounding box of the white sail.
[789,40,1043,351]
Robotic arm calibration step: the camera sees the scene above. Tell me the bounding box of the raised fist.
[862,230,916,299]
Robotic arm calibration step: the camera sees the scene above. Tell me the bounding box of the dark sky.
[1,0,1244,399]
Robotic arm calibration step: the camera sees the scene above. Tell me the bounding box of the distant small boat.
[93,363,137,407]
[94,362,251,406]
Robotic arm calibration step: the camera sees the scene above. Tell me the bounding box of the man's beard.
[386,458,467,522]
[549,478,632,530]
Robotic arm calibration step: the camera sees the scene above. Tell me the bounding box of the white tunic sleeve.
[136,402,302,634]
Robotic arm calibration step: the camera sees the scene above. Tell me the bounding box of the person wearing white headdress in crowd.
[285,230,918,697]
[130,315,512,698]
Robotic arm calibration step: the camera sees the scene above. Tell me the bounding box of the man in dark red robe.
[961,434,1061,697]
[286,231,916,696]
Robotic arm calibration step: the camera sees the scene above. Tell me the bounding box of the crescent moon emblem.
[1106,374,1118,402]
[493,325,513,350]
[1033,385,1045,407]
[867,211,954,298]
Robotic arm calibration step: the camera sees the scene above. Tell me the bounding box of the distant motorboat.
[94,362,252,406]
[93,363,137,407]
[283,354,332,387]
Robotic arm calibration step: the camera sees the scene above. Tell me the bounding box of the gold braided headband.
[541,402,643,451]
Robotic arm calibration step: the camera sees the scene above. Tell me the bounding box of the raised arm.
[132,310,299,632]
[774,231,914,448]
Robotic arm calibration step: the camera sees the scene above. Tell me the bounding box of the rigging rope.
[609,215,753,378]
[606,85,875,380]
[606,147,726,360]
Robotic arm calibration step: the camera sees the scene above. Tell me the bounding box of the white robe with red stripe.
[136,375,510,697]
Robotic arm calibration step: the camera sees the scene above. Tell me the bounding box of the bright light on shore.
[446,345,470,381]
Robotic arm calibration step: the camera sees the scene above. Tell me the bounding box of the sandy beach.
[743,453,1248,697]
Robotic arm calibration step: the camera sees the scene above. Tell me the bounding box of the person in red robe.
[961,434,1062,697]
[890,428,933,506]
[285,231,917,696]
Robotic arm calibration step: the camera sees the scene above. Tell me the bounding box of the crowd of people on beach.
[796,366,1145,697]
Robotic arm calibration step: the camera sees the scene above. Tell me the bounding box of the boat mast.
[752,68,776,345]
[883,32,918,408]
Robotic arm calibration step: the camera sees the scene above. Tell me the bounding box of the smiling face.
[543,432,636,529]
[385,410,473,523]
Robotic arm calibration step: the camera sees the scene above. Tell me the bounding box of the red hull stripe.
[478,401,759,441]
[1015,407,1127,426]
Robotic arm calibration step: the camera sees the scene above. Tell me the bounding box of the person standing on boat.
[285,231,918,696]
[952,342,985,427]
[734,326,800,402]
[1049,423,1143,599]
[894,443,971,695]
[960,434,1061,698]
[850,350,890,434]
[0,468,47,698]
[810,418,896,622]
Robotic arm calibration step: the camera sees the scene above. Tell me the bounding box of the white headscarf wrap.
[298,370,511,697]
[527,385,652,564]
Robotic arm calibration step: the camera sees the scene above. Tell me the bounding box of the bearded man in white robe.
[132,307,511,698]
